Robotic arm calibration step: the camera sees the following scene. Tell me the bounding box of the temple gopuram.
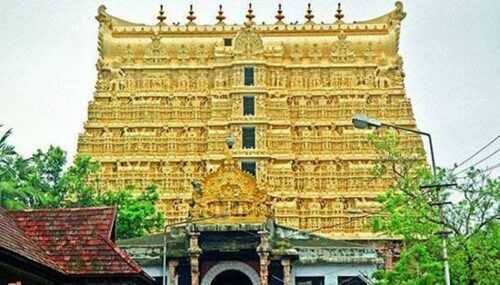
[77,2,421,284]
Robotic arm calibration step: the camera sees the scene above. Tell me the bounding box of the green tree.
[0,126,48,209]
[59,154,100,208]
[0,125,16,174]
[0,133,164,239]
[97,184,165,239]
[370,132,499,285]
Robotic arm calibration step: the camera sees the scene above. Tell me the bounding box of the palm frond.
[0,127,13,146]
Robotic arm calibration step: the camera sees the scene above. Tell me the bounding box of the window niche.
[241,160,256,177]
[224,38,233,47]
[243,96,255,116]
[244,67,255,86]
[242,127,256,149]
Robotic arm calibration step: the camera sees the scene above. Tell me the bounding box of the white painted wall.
[291,263,376,285]
[143,265,164,278]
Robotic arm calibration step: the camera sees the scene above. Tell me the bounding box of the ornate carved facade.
[78,2,421,239]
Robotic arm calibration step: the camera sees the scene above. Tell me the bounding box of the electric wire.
[452,135,500,171]
[454,161,500,180]
[483,161,500,172]
[455,147,500,175]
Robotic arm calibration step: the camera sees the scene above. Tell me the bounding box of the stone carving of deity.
[233,68,242,86]
[310,43,322,63]
[197,44,209,64]
[374,65,392,88]
[270,70,279,87]
[177,44,189,64]
[215,70,226,88]
[257,67,266,87]
[310,70,321,89]
[290,44,301,63]
[198,71,209,91]
[321,70,331,88]
[330,31,355,63]
[178,71,190,91]
[279,72,287,87]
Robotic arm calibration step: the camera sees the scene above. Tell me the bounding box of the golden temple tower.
[78,2,421,239]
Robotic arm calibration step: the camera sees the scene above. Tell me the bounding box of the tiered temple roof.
[78,2,422,240]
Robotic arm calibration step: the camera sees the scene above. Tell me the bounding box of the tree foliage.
[0,127,164,239]
[97,184,164,239]
[370,131,500,285]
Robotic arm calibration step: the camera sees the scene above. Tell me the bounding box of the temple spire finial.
[186,4,197,25]
[245,3,255,26]
[305,3,315,24]
[216,4,226,25]
[156,4,167,25]
[335,2,344,23]
[275,4,285,24]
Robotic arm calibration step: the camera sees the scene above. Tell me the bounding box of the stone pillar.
[384,246,394,270]
[168,260,179,285]
[281,258,291,285]
[378,241,399,270]
[188,232,202,285]
[257,230,271,285]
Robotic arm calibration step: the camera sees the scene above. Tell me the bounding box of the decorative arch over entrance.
[201,261,260,285]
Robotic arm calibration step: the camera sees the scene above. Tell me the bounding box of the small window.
[243,96,255,116]
[242,127,255,149]
[337,276,366,285]
[296,277,324,285]
[224,38,233,47]
[244,67,255,86]
[241,161,256,176]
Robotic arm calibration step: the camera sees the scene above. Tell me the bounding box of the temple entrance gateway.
[201,261,260,285]
[211,270,253,285]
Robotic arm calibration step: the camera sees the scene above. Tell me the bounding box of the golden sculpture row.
[79,2,417,238]
[84,103,415,124]
[96,65,404,93]
[107,36,391,65]
[79,135,420,156]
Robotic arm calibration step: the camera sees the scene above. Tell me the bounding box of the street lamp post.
[352,114,451,285]
[352,114,437,176]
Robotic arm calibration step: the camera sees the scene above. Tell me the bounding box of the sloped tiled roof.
[0,208,63,273]
[6,207,149,278]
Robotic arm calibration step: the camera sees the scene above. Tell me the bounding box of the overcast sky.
[1,0,499,175]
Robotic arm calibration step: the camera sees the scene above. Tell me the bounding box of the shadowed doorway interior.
[211,270,253,285]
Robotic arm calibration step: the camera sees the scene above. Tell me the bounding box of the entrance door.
[211,270,253,285]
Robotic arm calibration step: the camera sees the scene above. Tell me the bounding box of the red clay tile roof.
[0,208,63,273]
[7,206,147,277]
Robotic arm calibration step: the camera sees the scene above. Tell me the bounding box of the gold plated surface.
[78,2,420,239]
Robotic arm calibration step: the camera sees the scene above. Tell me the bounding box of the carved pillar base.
[188,232,202,285]
[257,230,271,285]
[281,258,291,285]
[168,260,179,285]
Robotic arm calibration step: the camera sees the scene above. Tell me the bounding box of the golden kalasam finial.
[157,4,167,24]
[186,4,196,25]
[335,2,344,22]
[245,3,255,24]
[216,4,226,24]
[305,3,315,23]
[275,4,285,23]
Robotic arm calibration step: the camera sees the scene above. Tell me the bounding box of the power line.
[455,161,500,180]
[455,148,500,175]
[484,162,500,173]
[452,135,500,171]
